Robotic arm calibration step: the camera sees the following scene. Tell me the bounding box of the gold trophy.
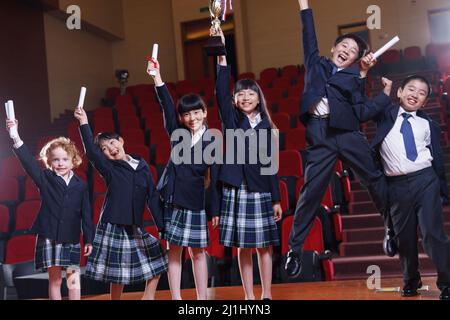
[204,0,227,56]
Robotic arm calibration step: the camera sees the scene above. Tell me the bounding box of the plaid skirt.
[85,222,168,285]
[35,236,81,271]
[219,182,280,248]
[162,205,209,248]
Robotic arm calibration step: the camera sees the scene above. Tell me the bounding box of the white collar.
[191,126,206,147]
[398,106,417,118]
[247,112,262,126]
[56,170,74,186]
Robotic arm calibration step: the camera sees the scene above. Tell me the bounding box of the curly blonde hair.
[39,137,83,169]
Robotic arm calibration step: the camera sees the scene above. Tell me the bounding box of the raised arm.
[147,59,179,136]
[214,28,239,129]
[74,107,112,178]
[6,119,43,187]
[299,1,320,69]
[352,77,393,122]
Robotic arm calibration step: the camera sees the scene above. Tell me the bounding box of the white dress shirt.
[247,112,262,129]
[380,106,433,176]
[309,68,343,116]
[191,126,206,147]
[125,155,140,170]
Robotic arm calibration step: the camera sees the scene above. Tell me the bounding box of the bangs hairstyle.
[234,79,278,130]
[334,34,369,61]
[39,137,82,169]
[177,94,206,115]
[94,132,122,147]
[400,75,432,98]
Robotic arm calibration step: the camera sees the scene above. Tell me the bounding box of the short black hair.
[94,132,122,147]
[177,94,206,115]
[400,75,432,97]
[334,34,369,60]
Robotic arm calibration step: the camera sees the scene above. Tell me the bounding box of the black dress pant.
[289,118,388,252]
[388,167,450,289]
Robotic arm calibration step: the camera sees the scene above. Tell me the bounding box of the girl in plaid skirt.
[74,107,168,300]
[147,59,221,300]
[214,28,283,300]
[6,118,94,300]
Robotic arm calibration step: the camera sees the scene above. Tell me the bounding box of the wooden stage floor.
[83,276,442,300]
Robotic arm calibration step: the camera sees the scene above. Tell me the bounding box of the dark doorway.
[182,16,238,82]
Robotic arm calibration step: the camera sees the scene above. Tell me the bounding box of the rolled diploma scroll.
[6,100,18,138]
[373,36,400,60]
[78,87,87,109]
[149,44,159,76]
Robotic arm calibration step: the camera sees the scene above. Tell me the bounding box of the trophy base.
[204,36,227,57]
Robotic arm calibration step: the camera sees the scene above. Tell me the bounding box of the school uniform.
[216,65,280,248]
[155,84,221,248]
[371,104,450,290]
[13,143,94,270]
[79,124,168,285]
[288,9,392,254]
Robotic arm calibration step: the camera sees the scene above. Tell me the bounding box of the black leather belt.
[310,114,330,119]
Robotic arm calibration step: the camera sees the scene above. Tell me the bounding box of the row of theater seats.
[0,63,351,294]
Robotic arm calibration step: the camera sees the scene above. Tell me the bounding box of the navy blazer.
[155,84,221,216]
[299,9,391,131]
[13,144,94,244]
[79,124,164,230]
[371,104,449,200]
[215,65,281,202]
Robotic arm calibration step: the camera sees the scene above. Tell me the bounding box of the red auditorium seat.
[0,177,19,203]
[281,216,334,281]
[238,72,256,80]
[380,49,401,65]
[92,172,107,195]
[272,113,291,133]
[404,46,422,61]
[150,130,169,147]
[0,156,26,178]
[105,87,120,101]
[118,115,142,131]
[93,118,115,134]
[281,65,299,79]
[15,200,40,231]
[115,95,133,108]
[24,177,40,201]
[285,128,307,151]
[148,165,158,184]
[279,150,303,178]
[140,102,162,116]
[154,140,171,166]
[93,195,105,225]
[176,80,200,96]
[206,221,224,260]
[260,68,279,83]
[288,82,305,98]
[0,204,10,233]
[115,105,137,119]
[279,180,290,214]
[126,145,151,164]
[36,136,58,153]
[277,98,300,115]
[273,77,292,90]
[120,129,146,146]
[4,234,37,264]
[265,88,285,101]
[145,114,165,130]
[207,108,220,123]
[93,107,114,120]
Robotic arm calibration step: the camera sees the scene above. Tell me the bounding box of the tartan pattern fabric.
[35,236,81,271]
[162,205,209,248]
[219,182,279,248]
[85,222,168,285]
